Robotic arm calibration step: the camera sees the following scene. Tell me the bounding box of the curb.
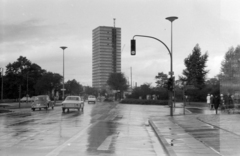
[148,119,177,156]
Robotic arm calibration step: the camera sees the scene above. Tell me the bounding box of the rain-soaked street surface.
[150,104,240,156]
[0,102,167,156]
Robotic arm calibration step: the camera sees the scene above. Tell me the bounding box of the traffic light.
[131,39,136,55]
[167,77,175,91]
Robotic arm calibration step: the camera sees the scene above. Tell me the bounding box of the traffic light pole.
[131,35,174,116]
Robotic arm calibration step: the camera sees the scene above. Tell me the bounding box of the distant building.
[92,26,121,90]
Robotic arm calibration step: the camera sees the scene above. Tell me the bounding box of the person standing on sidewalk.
[213,95,220,114]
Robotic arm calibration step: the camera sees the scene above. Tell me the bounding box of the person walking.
[206,94,211,108]
[210,94,214,110]
[220,94,225,111]
[213,95,220,114]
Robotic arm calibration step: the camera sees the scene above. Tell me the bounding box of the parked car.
[62,96,84,112]
[31,95,54,111]
[88,95,96,104]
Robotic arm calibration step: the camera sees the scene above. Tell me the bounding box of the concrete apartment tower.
[92,25,121,90]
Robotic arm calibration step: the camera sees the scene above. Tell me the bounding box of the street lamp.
[0,67,3,102]
[130,16,178,116]
[60,46,67,100]
[166,16,178,116]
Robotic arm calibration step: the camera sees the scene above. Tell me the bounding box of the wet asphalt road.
[0,102,167,156]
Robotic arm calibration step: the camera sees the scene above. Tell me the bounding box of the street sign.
[61,89,66,91]
[168,71,174,75]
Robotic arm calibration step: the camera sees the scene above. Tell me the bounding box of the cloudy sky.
[1,0,240,87]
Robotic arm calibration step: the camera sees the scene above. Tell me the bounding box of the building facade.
[92,26,121,89]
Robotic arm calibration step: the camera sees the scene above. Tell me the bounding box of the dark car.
[31,95,54,111]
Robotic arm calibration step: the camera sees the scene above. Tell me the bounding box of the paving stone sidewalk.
[149,114,240,156]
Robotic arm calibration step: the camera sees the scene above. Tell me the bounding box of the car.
[88,95,96,104]
[62,96,84,112]
[31,95,54,111]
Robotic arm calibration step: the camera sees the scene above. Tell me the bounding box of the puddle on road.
[9,119,39,126]
[187,108,210,114]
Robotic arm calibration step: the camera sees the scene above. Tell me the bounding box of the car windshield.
[66,97,80,101]
[89,96,95,98]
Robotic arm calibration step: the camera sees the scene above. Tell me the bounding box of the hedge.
[120,99,168,105]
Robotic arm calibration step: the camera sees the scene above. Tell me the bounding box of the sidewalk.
[149,104,240,156]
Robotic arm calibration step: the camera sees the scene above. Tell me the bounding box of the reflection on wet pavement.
[0,103,167,156]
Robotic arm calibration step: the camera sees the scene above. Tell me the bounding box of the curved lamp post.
[60,46,67,100]
[131,16,178,116]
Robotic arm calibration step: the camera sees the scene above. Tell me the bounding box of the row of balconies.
[92,56,121,61]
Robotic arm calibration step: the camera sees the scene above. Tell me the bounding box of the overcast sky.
[1,0,240,87]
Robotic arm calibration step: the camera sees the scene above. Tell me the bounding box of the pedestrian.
[206,94,211,108]
[213,95,220,114]
[210,94,214,110]
[220,94,225,111]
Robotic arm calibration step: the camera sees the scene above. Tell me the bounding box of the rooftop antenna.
[113,18,116,27]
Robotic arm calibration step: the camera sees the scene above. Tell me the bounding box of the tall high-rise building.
[92,26,121,89]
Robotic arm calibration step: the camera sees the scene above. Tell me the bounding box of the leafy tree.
[130,83,152,99]
[84,86,98,96]
[180,44,209,89]
[4,56,45,98]
[155,72,168,88]
[107,72,128,92]
[35,72,62,97]
[220,45,240,94]
[65,79,83,95]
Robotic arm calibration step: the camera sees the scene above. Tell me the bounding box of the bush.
[120,99,168,105]
[104,99,114,102]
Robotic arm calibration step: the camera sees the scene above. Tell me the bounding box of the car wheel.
[62,108,65,113]
[39,108,41,111]
[32,108,35,111]
[45,107,48,110]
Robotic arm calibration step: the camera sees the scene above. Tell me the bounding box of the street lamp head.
[166,16,178,22]
[60,46,67,50]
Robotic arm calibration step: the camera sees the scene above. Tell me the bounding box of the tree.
[155,72,168,88]
[65,79,83,95]
[130,83,152,99]
[35,72,62,97]
[107,73,128,91]
[107,72,128,99]
[4,56,45,98]
[180,44,209,89]
[220,45,240,94]
[84,86,98,96]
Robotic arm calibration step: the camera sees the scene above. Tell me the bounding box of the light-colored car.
[62,96,84,112]
[88,95,96,104]
[31,95,54,111]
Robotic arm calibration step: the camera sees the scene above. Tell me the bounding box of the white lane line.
[97,132,119,151]
[97,135,114,150]
[46,122,97,156]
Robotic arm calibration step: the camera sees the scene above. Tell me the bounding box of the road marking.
[97,132,119,151]
[46,122,97,156]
